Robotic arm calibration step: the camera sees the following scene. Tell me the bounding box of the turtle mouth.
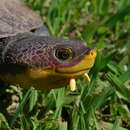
[54,67,91,77]
[55,67,90,74]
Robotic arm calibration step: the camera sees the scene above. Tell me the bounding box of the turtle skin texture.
[0,0,96,89]
[0,33,96,89]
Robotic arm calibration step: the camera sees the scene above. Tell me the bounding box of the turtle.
[0,0,96,91]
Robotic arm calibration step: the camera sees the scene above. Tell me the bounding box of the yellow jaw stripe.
[0,49,96,91]
[28,49,96,90]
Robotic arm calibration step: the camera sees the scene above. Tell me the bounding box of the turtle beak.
[85,49,96,59]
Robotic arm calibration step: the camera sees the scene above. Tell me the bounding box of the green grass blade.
[119,69,130,83]
[28,89,38,112]
[58,121,67,130]
[106,72,130,102]
[0,113,11,130]
[111,119,121,130]
[10,88,33,127]
[105,5,130,28]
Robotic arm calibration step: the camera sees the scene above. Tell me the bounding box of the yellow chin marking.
[0,49,96,91]
[28,66,53,79]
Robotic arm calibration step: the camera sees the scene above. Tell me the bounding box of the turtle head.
[51,40,96,76]
[1,35,96,89]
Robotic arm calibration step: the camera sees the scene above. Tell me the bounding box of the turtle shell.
[0,0,43,38]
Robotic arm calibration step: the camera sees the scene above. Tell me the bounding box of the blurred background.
[0,0,130,129]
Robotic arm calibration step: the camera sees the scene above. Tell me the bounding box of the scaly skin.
[0,33,96,89]
[0,0,97,90]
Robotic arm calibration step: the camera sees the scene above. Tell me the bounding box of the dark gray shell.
[0,0,43,38]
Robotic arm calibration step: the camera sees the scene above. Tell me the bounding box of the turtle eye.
[55,48,73,61]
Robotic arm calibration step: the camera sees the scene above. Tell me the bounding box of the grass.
[0,0,130,129]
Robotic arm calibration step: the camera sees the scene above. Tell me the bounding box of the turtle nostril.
[91,51,94,56]
[87,49,96,59]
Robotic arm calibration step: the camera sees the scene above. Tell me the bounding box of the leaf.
[0,113,11,130]
[58,121,67,130]
[105,5,130,28]
[119,69,130,83]
[106,72,130,102]
[20,115,32,130]
[82,23,98,42]
[99,121,127,130]
[28,89,38,112]
[111,119,121,130]
[11,88,33,127]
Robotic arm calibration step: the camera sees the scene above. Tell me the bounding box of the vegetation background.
[0,0,130,130]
